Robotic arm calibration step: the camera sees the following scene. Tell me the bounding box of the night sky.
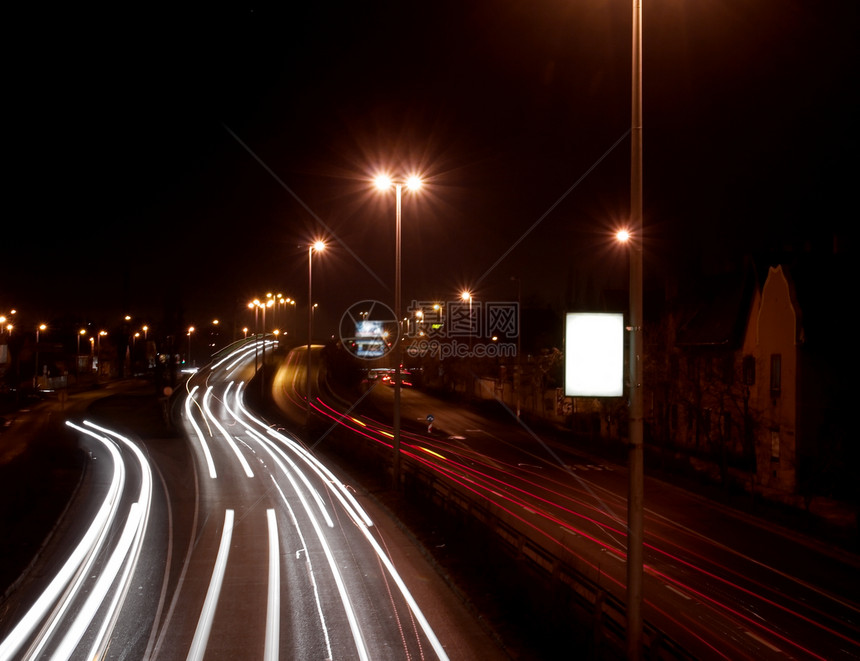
[4,2,857,337]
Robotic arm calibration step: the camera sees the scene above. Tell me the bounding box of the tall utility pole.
[374,173,422,493]
[393,182,403,491]
[627,0,645,659]
[306,241,325,427]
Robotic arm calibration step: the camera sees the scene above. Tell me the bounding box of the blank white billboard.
[564,313,624,397]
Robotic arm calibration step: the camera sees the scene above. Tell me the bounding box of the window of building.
[742,355,755,385]
[769,354,781,396]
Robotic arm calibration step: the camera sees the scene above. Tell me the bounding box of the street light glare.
[461,291,471,301]
[616,229,631,243]
[406,175,422,191]
[374,174,393,191]
[313,240,326,253]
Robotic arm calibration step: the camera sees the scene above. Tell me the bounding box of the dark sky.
[4,2,857,336]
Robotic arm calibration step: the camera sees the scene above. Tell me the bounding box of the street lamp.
[187,326,195,366]
[273,293,288,337]
[626,1,645,658]
[374,172,423,491]
[461,289,476,350]
[249,300,260,369]
[259,299,273,394]
[307,240,326,426]
[34,323,46,389]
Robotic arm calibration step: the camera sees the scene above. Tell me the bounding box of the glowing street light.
[461,290,474,349]
[374,171,424,491]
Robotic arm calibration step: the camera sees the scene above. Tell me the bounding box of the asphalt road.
[300,371,860,660]
[0,344,508,660]
[4,341,858,660]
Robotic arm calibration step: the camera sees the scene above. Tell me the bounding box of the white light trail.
[268,478,332,660]
[211,341,276,374]
[0,431,124,661]
[222,385,333,528]
[50,503,142,659]
[1,420,155,661]
[265,509,280,661]
[231,384,449,660]
[202,384,254,478]
[234,383,371,528]
[81,421,155,660]
[184,385,217,478]
[267,456,369,661]
[186,509,234,661]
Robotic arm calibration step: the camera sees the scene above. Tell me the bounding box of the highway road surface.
[289,355,860,661]
[0,339,506,660]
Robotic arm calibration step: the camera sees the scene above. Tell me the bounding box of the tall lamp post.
[374,173,422,492]
[187,326,195,367]
[260,298,273,397]
[306,240,326,426]
[77,329,86,375]
[249,300,260,369]
[626,0,645,658]
[34,323,46,389]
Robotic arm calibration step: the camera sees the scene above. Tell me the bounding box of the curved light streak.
[0,420,155,661]
[81,420,155,660]
[202,384,254,478]
[307,387,860,659]
[259,436,370,660]
[184,385,217,478]
[232,384,449,660]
